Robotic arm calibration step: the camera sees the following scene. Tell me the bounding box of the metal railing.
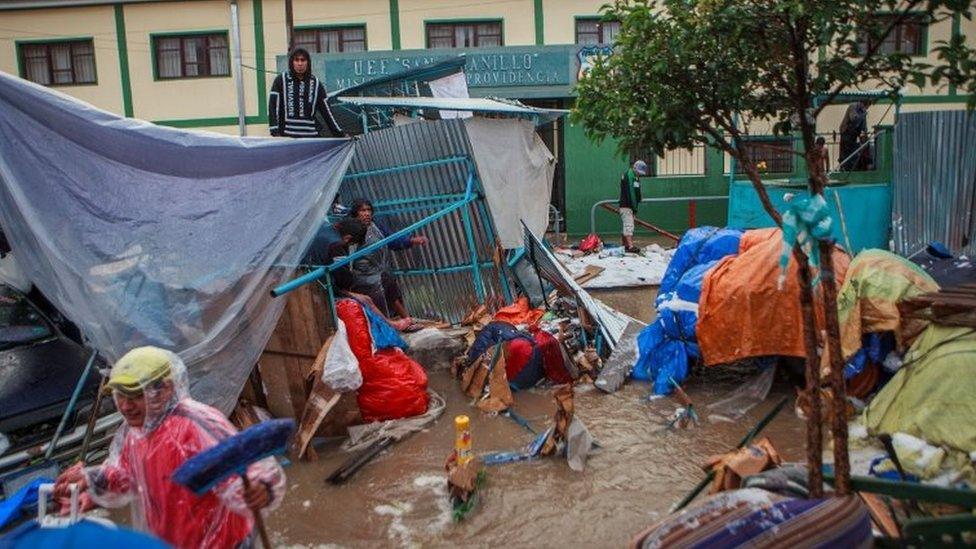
[654,144,708,177]
[589,195,727,235]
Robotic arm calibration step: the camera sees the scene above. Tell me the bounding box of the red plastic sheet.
[335,299,429,422]
[535,330,573,384]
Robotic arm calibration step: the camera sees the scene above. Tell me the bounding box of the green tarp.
[864,325,976,455]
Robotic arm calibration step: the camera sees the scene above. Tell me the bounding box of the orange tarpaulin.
[493,296,544,326]
[697,228,850,367]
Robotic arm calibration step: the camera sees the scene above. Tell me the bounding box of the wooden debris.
[573,265,605,286]
[598,202,680,242]
[900,283,976,329]
[540,384,575,456]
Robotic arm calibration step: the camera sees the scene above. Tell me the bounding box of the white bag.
[321,318,363,392]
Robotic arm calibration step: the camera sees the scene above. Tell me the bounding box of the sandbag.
[357,349,429,422]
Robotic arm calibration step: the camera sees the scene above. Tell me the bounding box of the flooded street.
[266,368,806,548]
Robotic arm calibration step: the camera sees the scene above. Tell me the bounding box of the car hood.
[0,336,99,423]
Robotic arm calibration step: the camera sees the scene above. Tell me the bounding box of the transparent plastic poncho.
[83,350,286,548]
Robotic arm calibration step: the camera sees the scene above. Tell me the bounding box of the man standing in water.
[268,47,345,138]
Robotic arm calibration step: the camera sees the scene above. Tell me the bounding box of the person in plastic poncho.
[53,346,285,548]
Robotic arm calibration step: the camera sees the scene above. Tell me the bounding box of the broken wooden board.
[257,284,333,419]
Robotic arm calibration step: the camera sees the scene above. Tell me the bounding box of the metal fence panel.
[339,120,505,324]
[892,111,976,257]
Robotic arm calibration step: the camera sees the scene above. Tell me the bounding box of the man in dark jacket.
[268,47,345,138]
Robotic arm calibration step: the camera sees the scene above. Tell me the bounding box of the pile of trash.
[555,240,675,288]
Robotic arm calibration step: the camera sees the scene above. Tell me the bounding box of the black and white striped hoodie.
[268,50,344,138]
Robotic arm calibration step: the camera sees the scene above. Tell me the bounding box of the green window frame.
[293,24,367,53]
[425,19,503,49]
[858,13,929,57]
[150,30,231,81]
[17,37,97,87]
[574,16,620,45]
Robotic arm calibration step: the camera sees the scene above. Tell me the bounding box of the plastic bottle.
[455,415,472,465]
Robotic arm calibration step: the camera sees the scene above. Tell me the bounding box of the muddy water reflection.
[267,370,805,548]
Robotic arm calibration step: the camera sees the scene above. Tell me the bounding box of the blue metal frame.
[272,153,509,325]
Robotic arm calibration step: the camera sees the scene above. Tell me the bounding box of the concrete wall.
[397,0,535,49]
[542,0,608,45]
[291,0,393,51]
[122,0,255,122]
[0,4,123,113]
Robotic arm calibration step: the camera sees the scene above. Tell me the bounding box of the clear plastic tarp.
[0,71,354,413]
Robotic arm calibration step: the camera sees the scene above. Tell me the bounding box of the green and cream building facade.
[1,0,973,235]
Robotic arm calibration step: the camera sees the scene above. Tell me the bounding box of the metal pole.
[230,0,247,136]
[273,193,479,297]
[46,348,98,460]
[589,196,727,235]
[285,0,294,50]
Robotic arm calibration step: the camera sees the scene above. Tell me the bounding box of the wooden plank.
[573,265,605,286]
[257,353,312,420]
[265,284,332,356]
[858,492,901,539]
[598,202,681,242]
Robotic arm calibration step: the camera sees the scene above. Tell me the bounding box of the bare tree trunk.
[805,138,851,496]
[794,247,824,497]
[744,148,827,496]
[818,243,850,495]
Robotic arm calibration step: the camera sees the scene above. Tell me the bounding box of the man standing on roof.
[53,346,285,548]
[619,160,649,253]
[269,47,345,138]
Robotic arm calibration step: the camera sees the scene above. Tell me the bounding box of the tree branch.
[812,0,926,117]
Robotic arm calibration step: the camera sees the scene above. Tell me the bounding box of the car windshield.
[0,285,53,349]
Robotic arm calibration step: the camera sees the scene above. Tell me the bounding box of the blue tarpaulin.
[0,71,354,413]
[633,227,743,394]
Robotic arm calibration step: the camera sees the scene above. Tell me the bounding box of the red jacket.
[89,401,282,548]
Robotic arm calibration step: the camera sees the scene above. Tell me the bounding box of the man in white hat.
[619,160,649,252]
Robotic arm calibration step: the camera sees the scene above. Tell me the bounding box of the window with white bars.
[575,18,621,45]
[153,33,230,79]
[19,39,96,86]
[426,21,502,48]
[293,25,367,53]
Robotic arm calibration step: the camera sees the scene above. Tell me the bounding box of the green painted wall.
[563,120,729,238]
[562,120,895,239]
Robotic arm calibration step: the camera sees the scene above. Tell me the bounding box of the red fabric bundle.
[335,299,429,422]
[534,330,573,384]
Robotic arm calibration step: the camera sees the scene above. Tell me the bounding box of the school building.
[1,0,973,236]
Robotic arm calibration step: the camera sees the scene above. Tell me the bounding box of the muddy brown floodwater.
[266,368,806,548]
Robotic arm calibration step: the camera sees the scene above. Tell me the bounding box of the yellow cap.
[455,415,470,431]
[106,346,173,395]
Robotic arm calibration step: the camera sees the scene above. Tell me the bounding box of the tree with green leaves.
[574,0,974,497]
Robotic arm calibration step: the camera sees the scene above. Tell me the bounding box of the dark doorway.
[521,98,566,231]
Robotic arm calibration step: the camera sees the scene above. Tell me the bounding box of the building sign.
[576,45,615,80]
[279,45,581,97]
